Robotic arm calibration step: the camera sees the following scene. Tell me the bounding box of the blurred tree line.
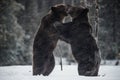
[0,0,120,66]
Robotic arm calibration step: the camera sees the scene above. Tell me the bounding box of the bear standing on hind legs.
[68,6,101,76]
[56,5,101,76]
[33,4,68,76]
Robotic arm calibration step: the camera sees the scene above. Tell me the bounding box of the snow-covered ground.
[0,65,120,80]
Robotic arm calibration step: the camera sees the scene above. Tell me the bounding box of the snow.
[0,65,120,80]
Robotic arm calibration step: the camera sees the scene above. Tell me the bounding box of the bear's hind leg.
[33,53,46,75]
[42,54,55,76]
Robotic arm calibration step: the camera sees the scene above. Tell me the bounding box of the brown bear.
[55,5,101,76]
[33,4,68,76]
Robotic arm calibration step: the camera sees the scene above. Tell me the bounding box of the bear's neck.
[73,15,88,24]
[72,15,92,33]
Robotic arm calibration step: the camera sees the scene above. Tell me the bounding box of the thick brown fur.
[56,6,101,76]
[33,4,68,76]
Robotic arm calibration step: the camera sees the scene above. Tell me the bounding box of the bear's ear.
[51,7,57,12]
[82,8,89,15]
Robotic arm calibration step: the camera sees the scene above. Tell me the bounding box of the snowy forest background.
[0,0,120,66]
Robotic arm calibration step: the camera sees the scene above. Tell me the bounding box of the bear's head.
[67,6,89,19]
[50,4,69,22]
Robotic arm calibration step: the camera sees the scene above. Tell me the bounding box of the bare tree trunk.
[112,0,119,60]
[94,0,99,41]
